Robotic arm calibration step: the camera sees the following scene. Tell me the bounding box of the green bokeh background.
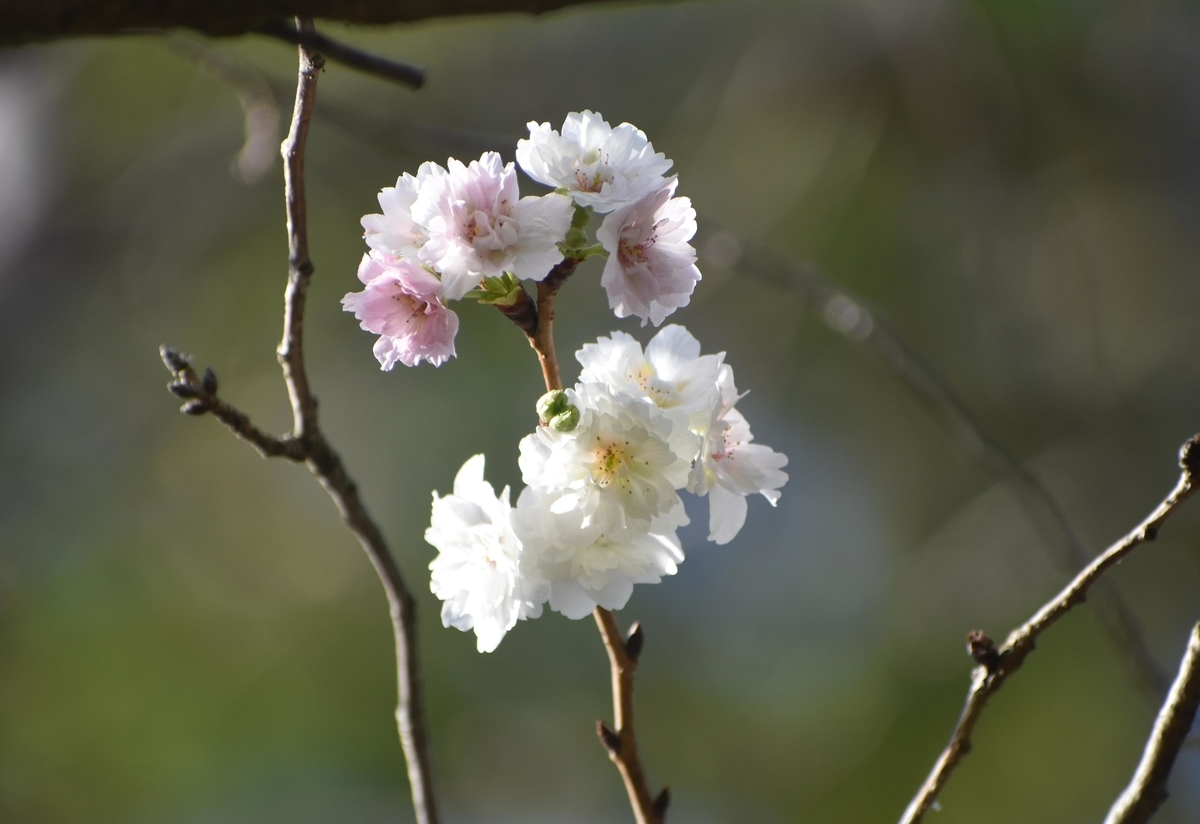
[3,1,1200,821]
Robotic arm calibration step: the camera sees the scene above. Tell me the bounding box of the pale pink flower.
[689,365,789,545]
[412,151,573,300]
[341,252,458,369]
[597,178,701,327]
[516,111,673,212]
[360,161,446,258]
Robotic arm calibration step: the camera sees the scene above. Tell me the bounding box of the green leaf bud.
[549,406,580,432]
[536,390,570,422]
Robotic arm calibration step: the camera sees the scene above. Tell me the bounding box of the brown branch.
[595,612,667,824]
[497,255,665,822]
[737,242,1170,699]
[159,21,439,824]
[1105,621,1200,824]
[496,257,578,391]
[0,0,650,45]
[899,435,1200,824]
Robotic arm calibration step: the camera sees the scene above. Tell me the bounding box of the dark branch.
[0,0,647,45]
[260,20,425,89]
[1105,621,1200,824]
[898,435,1200,824]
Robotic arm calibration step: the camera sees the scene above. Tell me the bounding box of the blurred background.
[3,0,1200,821]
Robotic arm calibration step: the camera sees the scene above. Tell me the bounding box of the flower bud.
[159,345,190,374]
[548,406,580,432]
[168,381,198,399]
[536,390,570,422]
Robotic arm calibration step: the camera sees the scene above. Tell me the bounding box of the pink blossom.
[596,178,701,327]
[342,252,459,369]
[412,151,573,300]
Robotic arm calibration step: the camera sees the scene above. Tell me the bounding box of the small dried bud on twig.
[596,720,622,756]
[159,344,191,374]
[181,400,209,416]
[1180,434,1200,478]
[168,381,199,399]
[653,786,671,818]
[625,621,645,662]
[202,367,219,395]
[966,630,1001,673]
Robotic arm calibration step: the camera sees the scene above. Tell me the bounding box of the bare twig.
[736,242,1169,698]
[899,435,1200,824]
[498,255,664,822]
[595,611,667,824]
[159,20,439,824]
[260,21,425,89]
[1104,621,1200,824]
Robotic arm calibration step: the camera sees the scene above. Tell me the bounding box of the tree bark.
[0,0,647,45]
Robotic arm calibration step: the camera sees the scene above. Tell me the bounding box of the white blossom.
[519,382,695,540]
[360,161,445,259]
[597,179,701,327]
[412,152,573,301]
[576,325,723,431]
[516,111,673,212]
[426,455,546,652]
[515,487,683,619]
[689,365,789,545]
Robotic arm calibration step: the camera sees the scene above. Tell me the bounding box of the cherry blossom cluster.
[342,111,701,368]
[426,326,788,652]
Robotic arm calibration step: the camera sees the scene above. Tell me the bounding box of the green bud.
[536,390,570,422]
[549,406,580,432]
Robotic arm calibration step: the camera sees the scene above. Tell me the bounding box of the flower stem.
[516,256,665,823]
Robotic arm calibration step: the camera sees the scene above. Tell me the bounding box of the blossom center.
[574,154,613,193]
[591,440,630,488]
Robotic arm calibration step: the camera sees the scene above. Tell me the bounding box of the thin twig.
[595,611,667,824]
[260,20,426,90]
[736,242,1169,698]
[899,435,1200,824]
[497,256,666,822]
[1105,621,1200,824]
[159,19,439,824]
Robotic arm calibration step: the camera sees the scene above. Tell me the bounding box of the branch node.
[181,399,209,416]
[966,630,1000,675]
[625,621,645,663]
[653,786,671,819]
[597,720,622,757]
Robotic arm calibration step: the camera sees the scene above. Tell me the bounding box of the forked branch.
[899,434,1200,824]
[159,20,439,824]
